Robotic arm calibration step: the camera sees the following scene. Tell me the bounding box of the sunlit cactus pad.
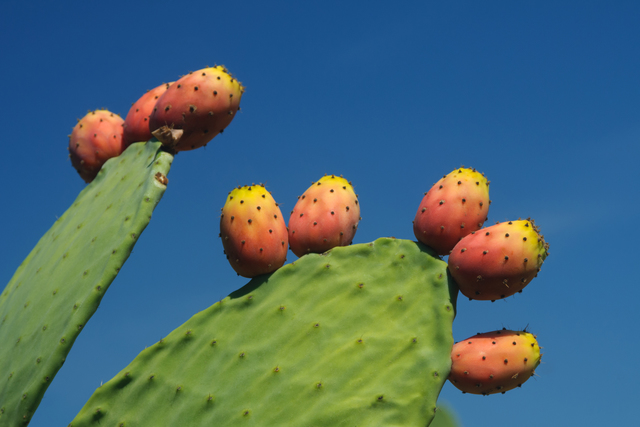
[0,141,172,425]
[71,238,458,427]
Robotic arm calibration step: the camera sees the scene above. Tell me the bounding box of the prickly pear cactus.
[71,238,457,427]
[0,141,172,425]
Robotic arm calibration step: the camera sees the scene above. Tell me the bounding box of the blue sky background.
[1,1,639,425]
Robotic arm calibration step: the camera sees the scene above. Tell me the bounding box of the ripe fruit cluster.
[219,175,360,278]
[412,167,549,302]
[412,166,548,396]
[221,167,549,305]
[68,66,244,183]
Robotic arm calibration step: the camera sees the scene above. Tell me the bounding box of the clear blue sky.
[1,1,638,425]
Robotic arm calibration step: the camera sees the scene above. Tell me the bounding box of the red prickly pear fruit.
[448,219,549,301]
[149,65,244,152]
[220,184,288,278]
[288,175,360,258]
[413,167,490,256]
[123,82,173,145]
[449,329,541,395]
[68,109,125,183]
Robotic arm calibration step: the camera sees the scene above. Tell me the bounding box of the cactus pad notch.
[0,141,172,425]
[71,238,458,427]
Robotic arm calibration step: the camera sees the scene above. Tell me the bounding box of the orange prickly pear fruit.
[123,82,172,145]
[149,66,244,151]
[288,175,360,258]
[220,184,288,278]
[448,219,549,301]
[68,109,125,183]
[449,329,541,395]
[413,167,490,255]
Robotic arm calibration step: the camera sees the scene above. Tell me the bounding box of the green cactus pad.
[71,238,458,427]
[431,404,461,427]
[0,141,172,425]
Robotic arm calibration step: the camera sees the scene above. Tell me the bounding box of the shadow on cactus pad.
[71,238,458,427]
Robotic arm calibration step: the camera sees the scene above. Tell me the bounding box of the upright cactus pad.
[0,141,172,425]
[71,238,458,427]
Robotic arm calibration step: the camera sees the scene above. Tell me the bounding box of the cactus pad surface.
[71,238,457,427]
[430,404,460,427]
[0,141,172,425]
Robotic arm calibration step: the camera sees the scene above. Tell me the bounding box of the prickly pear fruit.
[448,219,549,301]
[413,167,490,255]
[288,175,360,258]
[220,184,288,277]
[149,66,244,151]
[123,82,172,145]
[449,329,541,395]
[68,109,125,183]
